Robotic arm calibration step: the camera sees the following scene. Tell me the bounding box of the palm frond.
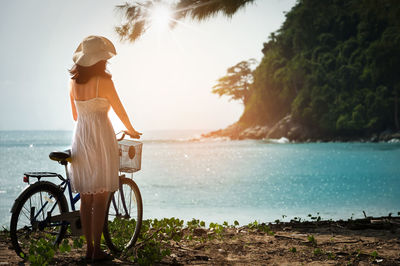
[115,0,255,43]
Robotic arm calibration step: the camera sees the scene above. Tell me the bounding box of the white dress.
[68,77,119,194]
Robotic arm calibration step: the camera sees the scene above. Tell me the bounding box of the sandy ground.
[1,217,399,265]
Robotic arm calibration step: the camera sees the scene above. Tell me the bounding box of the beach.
[1,216,400,265]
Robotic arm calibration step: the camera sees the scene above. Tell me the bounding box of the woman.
[68,35,140,261]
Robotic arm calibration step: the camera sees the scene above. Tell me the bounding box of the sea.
[0,130,399,227]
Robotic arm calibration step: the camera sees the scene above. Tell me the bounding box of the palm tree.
[115,0,255,43]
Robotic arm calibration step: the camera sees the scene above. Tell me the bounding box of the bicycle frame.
[19,163,82,235]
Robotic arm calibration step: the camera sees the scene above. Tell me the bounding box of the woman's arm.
[104,79,140,137]
[69,81,77,121]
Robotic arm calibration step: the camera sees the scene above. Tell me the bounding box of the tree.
[212,59,257,105]
[115,0,255,43]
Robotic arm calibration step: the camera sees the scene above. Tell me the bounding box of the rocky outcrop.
[202,115,400,142]
[266,115,315,141]
[201,123,245,140]
[378,130,400,142]
[238,125,270,140]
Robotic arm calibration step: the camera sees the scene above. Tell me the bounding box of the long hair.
[69,60,112,84]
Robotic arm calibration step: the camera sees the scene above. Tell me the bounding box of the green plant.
[370,250,379,260]
[73,236,84,249]
[327,252,335,259]
[134,239,171,266]
[313,248,322,255]
[106,217,182,265]
[290,247,297,253]
[59,239,71,253]
[307,235,317,246]
[209,222,224,238]
[27,235,57,266]
[247,221,274,235]
[292,217,302,222]
[308,213,321,222]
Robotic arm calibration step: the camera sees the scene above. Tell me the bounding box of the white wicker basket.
[118,140,143,173]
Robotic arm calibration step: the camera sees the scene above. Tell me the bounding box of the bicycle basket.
[118,140,143,173]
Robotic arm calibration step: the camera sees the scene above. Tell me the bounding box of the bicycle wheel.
[10,181,69,258]
[103,176,143,253]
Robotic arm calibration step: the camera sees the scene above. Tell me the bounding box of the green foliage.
[107,217,184,265]
[240,0,400,135]
[308,213,321,222]
[370,250,379,260]
[307,235,317,246]
[327,251,335,259]
[247,220,274,235]
[209,222,224,237]
[26,234,86,265]
[313,248,322,255]
[187,218,205,231]
[290,247,297,253]
[27,235,56,266]
[134,239,171,266]
[59,239,71,253]
[212,59,257,105]
[73,236,84,249]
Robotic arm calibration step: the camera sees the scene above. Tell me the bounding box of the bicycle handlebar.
[116,131,141,141]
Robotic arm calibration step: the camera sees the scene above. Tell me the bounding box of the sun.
[150,3,172,32]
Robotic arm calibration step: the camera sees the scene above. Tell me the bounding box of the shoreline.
[1,215,399,265]
[200,117,400,143]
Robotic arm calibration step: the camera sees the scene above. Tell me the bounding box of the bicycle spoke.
[40,191,45,220]
[10,183,68,258]
[104,177,142,252]
[21,206,32,221]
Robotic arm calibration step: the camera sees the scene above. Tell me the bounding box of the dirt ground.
[1,217,400,265]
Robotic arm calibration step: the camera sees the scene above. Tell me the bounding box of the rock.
[266,115,291,139]
[202,115,316,141]
[378,130,400,142]
[379,129,394,141]
[202,123,246,140]
[266,115,313,141]
[238,125,269,139]
[370,134,378,142]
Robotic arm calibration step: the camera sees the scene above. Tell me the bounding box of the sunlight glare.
[150,4,172,32]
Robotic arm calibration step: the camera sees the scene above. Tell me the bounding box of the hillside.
[206,0,400,141]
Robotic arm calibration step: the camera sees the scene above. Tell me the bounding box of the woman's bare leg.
[80,194,94,258]
[92,192,110,259]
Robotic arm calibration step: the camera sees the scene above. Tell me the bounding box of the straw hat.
[72,35,117,67]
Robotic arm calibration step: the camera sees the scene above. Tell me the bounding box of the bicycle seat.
[49,149,71,164]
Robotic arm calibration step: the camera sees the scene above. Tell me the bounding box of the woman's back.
[71,76,107,101]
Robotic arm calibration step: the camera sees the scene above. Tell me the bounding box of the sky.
[0,0,296,132]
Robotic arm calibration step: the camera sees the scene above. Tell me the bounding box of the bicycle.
[9,132,143,258]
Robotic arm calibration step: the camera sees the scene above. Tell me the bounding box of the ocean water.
[0,130,399,227]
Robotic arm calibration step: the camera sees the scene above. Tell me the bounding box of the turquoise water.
[0,131,399,227]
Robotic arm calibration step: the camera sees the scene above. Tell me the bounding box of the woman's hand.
[124,129,142,139]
